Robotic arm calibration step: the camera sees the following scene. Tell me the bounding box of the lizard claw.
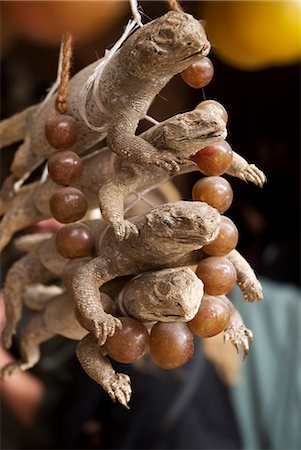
[113,220,138,241]
[239,164,267,188]
[0,360,29,380]
[224,324,253,358]
[94,314,122,346]
[238,278,263,303]
[155,155,182,175]
[107,373,132,408]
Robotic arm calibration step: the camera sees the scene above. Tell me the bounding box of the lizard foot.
[154,155,182,175]
[92,313,122,346]
[239,164,267,188]
[239,278,263,303]
[106,373,132,408]
[0,360,31,380]
[224,324,253,359]
[113,220,139,241]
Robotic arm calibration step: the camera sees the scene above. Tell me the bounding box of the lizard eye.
[162,218,173,226]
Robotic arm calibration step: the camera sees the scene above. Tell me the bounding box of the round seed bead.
[45,114,78,149]
[103,317,149,364]
[49,187,88,223]
[56,223,94,259]
[48,151,83,185]
[181,57,214,89]
[196,100,228,124]
[187,294,231,338]
[192,176,233,213]
[196,256,237,296]
[191,140,233,176]
[149,322,194,370]
[203,216,239,256]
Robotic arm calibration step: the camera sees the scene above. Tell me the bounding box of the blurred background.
[1,1,300,449]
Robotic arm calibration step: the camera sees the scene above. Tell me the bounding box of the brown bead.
[196,100,228,123]
[56,223,94,259]
[48,151,83,185]
[149,322,194,370]
[196,256,237,296]
[181,57,214,89]
[192,176,233,213]
[187,294,231,338]
[191,140,233,176]
[75,293,116,331]
[49,187,88,223]
[103,317,149,364]
[45,114,78,149]
[62,257,92,291]
[203,216,239,256]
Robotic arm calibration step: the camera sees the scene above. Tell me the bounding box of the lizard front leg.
[226,153,266,187]
[226,249,263,302]
[2,253,54,349]
[76,333,131,408]
[107,111,183,175]
[72,256,124,345]
[0,312,55,380]
[98,168,141,241]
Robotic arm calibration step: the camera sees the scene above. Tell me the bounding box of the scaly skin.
[2,205,263,348]
[0,268,254,408]
[0,103,266,250]
[0,11,210,180]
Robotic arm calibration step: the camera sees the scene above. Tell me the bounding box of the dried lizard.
[0,11,210,182]
[0,268,253,408]
[0,103,266,250]
[2,204,263,349]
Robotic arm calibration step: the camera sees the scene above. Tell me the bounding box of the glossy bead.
[104,317,149,364]
[196,256,237,295]
[62,257,92,291]
[56,223,94,259]
[203,216,239,256]
[187,294,231,337]
[181,57,214,89]
[75,293,116,331]
[149,322,194,370]
[45,114,78,149]
[48,151,83,185]
[191,140,233,176]
[49,187,88,223]
[192,176,233,213]
[196,100,228,123]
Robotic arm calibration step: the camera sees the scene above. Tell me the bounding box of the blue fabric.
[230,278,301,450]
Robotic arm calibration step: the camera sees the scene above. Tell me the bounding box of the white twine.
[77,0,144,132]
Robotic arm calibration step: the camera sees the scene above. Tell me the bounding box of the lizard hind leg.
[2,252,54,349]
[0,312,55,380]
[0,183,45,252]
[0,105,37,149]
[76,333,131,408]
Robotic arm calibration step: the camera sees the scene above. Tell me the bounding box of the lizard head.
[142,201,221,248]
[121,267,203,322]
[162,102,228,157]
[125,11,210,77]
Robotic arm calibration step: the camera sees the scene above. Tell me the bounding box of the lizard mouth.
[180,43,211,62]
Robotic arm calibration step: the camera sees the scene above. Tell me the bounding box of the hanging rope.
[55,32,73,114]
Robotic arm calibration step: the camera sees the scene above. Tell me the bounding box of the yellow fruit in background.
[202,1,301,70]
